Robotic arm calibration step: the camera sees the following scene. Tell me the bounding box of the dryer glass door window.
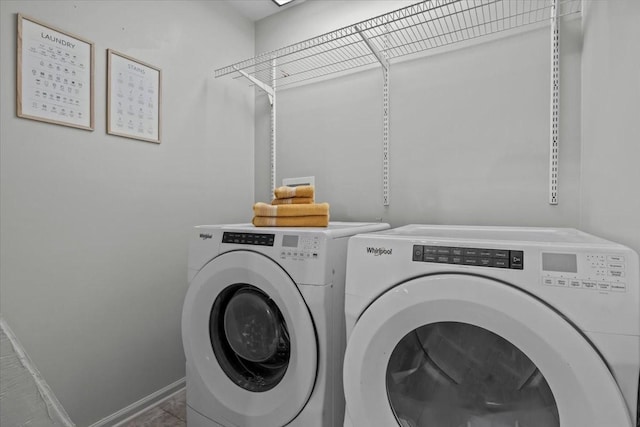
[210,284,290,392]
[386,322,559,427]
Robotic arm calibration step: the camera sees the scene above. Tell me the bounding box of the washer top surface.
[369,224,620,247]
[197,221,390,239]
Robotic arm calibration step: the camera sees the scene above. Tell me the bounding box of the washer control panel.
[541,252,627,293]
[279,235,320,261]
[221,232,321,262]
[413,245,524,270]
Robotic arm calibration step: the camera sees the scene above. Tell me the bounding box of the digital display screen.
[542,253,577,273]
[282,235,299,248]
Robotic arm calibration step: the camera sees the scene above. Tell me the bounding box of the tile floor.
[124,389,186,426]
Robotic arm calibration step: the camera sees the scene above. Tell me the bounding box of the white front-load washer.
[182,222,390,427]
[343,225,639,427]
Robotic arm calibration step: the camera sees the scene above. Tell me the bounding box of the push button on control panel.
[510,251,524,270]
[606,256,626,278]
[413,245,524,270]
[412,245,423,261]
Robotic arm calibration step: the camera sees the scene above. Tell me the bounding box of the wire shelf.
[215,0,581,89]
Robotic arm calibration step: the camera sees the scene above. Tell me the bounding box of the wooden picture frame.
[107,49,161,144]
[17,14,95,130]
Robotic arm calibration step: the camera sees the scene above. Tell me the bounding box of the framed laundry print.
[17,14,95,130]
[107,49,161,143]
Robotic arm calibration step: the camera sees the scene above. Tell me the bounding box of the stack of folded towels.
[252,185,330,227]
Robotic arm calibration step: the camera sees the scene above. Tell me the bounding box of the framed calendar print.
[107,49,161,143]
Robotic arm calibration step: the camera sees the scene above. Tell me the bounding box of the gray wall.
[0,1,254,425]
[255,1,640,255]
[580,0,640,254]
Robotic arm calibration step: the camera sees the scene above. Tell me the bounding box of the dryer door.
[182,250,317,427]
[343,274,633,427]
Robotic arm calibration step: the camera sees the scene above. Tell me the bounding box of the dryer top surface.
[370,224,625,248]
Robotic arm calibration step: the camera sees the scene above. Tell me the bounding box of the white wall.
[255,1,583,229]
[0,1,254,425]
[580,0,640,255]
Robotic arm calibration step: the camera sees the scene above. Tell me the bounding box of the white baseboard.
[89,378,185,427]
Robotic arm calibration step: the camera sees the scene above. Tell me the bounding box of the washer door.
[343,274,633,427]
[182,250,317,427]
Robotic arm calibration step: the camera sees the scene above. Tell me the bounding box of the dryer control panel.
[412,245,524,270]
[541,252,627,293]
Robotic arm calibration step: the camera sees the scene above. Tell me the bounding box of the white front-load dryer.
[182,222,389,427]
[343,225,639,427]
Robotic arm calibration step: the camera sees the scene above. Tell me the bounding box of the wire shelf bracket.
[355,26,389,71]
[234,66,274,106]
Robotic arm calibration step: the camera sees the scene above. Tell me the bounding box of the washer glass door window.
[210,284,290,392]
[386,322,558,427]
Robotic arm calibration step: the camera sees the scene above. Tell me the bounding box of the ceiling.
[225,0,306,22]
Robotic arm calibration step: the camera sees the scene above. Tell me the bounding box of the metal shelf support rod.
[382,65,390,206]
[270,59,277,194]
[549,0,559,205]
[234,64,277,194]
[355,26,391,206]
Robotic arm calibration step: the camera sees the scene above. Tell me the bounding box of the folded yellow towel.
[273,185,314,200]
[253,202,329,217]
[271,197,314,205]
[252,215,329,227]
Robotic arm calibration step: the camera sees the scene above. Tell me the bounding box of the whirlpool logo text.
[366,247,393,256]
